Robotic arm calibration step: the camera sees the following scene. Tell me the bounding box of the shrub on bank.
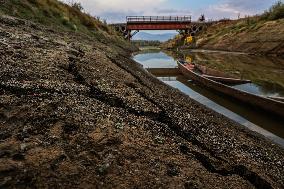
[261,1,284,20]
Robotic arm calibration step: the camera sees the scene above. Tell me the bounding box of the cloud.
[154,8,191,15]
[62,0,167,22]
[203,0,275,19]
[221,0,274,11]
[61,0,278,22]
[89,0,166,13]
[95,10,142,23]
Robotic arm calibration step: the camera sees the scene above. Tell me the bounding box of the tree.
[70,1,83,11]
[199,14,205,22]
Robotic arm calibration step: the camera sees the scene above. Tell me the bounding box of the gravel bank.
[0,15,283,188]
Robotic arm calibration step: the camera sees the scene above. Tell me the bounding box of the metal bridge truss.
[111,16,212,40]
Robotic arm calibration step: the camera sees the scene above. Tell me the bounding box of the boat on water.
[194,64,251,84]
[177,60,284,118]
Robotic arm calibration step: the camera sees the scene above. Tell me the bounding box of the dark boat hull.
[195,64,251,84]
[177,61,284,118]
[202,74,251,85]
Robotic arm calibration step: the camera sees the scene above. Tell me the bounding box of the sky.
[62,0,281,22]
[62,0,281,34]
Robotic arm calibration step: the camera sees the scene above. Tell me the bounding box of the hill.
[131,40,161,47]
[162,2,284,56]
[0,0,107,33]
[132,32,176,42]
[0,0,134,48]
[195,17,284,55]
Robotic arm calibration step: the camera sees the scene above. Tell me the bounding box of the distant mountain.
[132,32,176,42]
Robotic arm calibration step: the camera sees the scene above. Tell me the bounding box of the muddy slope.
[0,15,284,188]
[196,19,284,55]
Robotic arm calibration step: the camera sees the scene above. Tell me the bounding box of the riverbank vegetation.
[261,1,284,21]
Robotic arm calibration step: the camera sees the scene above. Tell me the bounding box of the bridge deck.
[110,15,213,39]
[127,16,191,23]
[126,16,192,30]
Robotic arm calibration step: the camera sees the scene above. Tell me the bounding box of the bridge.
[111,15,213,40]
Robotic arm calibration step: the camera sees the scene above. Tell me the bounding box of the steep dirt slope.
[1,15,284,189]
[196,18,284,55]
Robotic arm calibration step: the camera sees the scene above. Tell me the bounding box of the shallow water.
[134,52,177,68]
[233,83,283,97]
[133,49,284,147]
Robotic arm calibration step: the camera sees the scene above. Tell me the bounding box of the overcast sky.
[61,0,281,23]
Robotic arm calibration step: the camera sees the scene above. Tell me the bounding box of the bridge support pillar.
[127,30,131,41]
[125,30,140,41]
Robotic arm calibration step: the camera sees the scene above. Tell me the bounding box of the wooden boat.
[268,96,284,103]
[194,64,251,84]
[177,60,284,118]
[202,74,251,85]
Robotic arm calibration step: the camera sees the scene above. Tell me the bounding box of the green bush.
[261,1,284,20]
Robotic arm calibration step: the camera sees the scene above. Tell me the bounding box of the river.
[133,49,284,147]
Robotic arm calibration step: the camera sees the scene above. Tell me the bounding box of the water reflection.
[133,52,177,68]
[133,49,284,147]
[233,83,283,97]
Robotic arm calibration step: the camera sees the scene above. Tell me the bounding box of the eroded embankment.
[0,15,284,188]
[163,18,284,56]
[195,19,284,56]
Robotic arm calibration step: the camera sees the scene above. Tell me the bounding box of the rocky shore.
[1,15,284,188]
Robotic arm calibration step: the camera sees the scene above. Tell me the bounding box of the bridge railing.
[126,16,191,23]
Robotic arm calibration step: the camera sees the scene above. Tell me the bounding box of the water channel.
[133,49,284,147]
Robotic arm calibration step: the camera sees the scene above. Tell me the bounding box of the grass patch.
[0,0,112,34]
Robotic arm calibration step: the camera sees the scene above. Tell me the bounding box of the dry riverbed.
[0,15,284,188]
